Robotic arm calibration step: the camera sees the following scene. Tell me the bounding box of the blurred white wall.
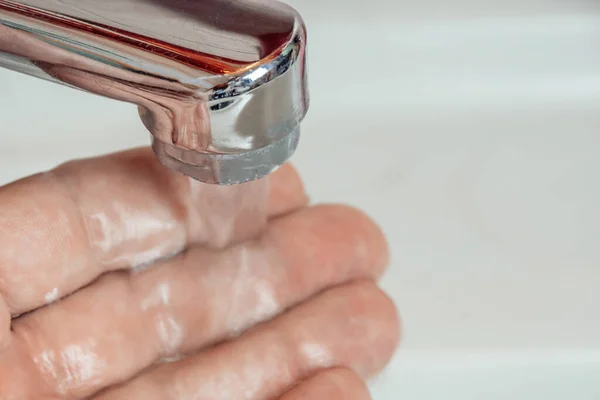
[1,0,600,398]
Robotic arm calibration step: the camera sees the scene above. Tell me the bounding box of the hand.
[0,148,399,399]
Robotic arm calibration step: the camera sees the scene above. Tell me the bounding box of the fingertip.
[345,281,401,377]
[268,163,309,217]
[367,283,402,369]
[307,204,390,277]
[264,204,391,295]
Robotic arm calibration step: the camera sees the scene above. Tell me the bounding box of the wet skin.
[0,148,400,400]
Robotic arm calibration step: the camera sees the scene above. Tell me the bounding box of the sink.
[1,0,600,398]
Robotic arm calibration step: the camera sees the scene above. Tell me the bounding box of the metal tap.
[0,0,309,184]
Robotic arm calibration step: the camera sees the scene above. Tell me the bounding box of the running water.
[186,174,272,250]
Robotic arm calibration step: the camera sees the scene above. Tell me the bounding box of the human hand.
[0,148,399,399]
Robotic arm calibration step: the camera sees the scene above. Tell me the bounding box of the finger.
[93,281,400,400]
[279,368,372,400]
[0,299,8,350]
[11,205,388,399]
[0,340,45,398]
[267,164,310,217]
[0,148,307,316]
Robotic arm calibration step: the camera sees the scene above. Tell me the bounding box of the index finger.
[0,148,307,319]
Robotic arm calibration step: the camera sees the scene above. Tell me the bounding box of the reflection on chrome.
[0,0,309,184]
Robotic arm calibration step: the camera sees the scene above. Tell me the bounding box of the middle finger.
[8,205,388,399]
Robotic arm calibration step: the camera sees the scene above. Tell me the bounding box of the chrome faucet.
[0,0,309,184]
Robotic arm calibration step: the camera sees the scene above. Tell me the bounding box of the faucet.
[0,0,309,185]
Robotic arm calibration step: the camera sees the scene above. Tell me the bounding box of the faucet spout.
[0,0,309,184]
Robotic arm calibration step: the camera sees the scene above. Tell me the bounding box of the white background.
[1,0,600,398]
